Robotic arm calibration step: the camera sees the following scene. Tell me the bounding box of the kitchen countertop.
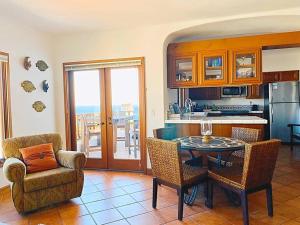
[248,111,264,114]
[165,116,268,124]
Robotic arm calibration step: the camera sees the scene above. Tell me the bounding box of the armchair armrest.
[56,150,86,170]
[3,158,26,182]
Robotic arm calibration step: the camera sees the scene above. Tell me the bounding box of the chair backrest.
[2,133,62,160]
[231,127,261,143]
[146,138,183,186]
[241,139,281,189]
[153,127,177,140]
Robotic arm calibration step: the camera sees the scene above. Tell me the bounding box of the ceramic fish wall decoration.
[36,60,48,71]
[32,101,46,112]
[42,80,49,92]
[24,57,32,70]
[21,80,36,93]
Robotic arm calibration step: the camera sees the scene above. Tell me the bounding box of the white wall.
[0,16,56,187]
[0,16,56,137]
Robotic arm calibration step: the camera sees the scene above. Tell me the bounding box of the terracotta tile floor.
[1,145,300,225]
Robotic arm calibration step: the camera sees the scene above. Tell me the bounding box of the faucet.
[184,98,193,113]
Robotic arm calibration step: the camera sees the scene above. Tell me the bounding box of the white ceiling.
[173,15,300,42]
[1,0,300,34]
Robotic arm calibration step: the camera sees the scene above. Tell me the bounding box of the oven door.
[221,87,241,97]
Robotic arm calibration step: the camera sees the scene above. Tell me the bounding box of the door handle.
[101,122,105,125]
[107,117,112,125]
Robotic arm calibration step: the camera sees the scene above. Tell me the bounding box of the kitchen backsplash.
[194,98,264,110]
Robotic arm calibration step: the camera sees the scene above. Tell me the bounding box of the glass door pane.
[235,53,256,78]
[109,68,140,160]
[73,70,102,159]
[175,58,193,82]
[204,56,223,80]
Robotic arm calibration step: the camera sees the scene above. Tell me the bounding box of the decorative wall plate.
[32,101,46,112]
[42,80,49,92]
[36,60,48,71]
[24,57,32,70]
[21,80,36,93]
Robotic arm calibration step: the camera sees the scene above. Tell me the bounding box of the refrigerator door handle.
[271,106,274,123]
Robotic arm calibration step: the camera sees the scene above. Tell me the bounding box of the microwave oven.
[221,86,247,97]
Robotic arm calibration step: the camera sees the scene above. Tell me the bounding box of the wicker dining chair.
[153,127,203,165]
[208,127,261,167]
[146,138,207,220]
[207,139,281,225]
[231,127,261,157]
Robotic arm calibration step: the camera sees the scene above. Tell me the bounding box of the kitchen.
[165,33,300,144]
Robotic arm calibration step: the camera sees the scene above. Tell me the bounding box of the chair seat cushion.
[24,167,77,192]
[182,164,207,185]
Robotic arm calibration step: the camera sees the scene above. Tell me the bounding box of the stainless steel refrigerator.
[268,81,300,142]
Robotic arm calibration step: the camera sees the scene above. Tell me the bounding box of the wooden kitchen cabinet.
[189,87,221,100]
[200,50,228,86]
[168,53,198,88]
[262,72,279,83]
[230,48,262,85]
[279,70,299,81]
[247,85,262,99]
[263,70,299,83]
[167,31,300,88]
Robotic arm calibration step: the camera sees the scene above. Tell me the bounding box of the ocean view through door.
[106,67,142,170]
[64,58,145,171]
[70,69,108,168]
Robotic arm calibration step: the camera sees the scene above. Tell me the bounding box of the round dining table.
[174,136,245,205]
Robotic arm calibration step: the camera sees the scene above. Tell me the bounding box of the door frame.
[63,57,146,173]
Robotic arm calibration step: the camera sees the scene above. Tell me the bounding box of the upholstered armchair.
[2,133,86,213]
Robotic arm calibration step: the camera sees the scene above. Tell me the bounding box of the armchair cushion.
[56,151,86,170]
[20,143,58,173]
[24,167,76,192]
[3,157,26,182]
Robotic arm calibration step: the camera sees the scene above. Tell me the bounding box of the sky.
[74,68,139,107]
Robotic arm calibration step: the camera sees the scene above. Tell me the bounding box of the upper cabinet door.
[168,53,198,88]
[230,48,261,84]
[200,50,228,86]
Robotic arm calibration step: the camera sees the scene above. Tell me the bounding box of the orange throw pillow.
[19,143,58,173]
